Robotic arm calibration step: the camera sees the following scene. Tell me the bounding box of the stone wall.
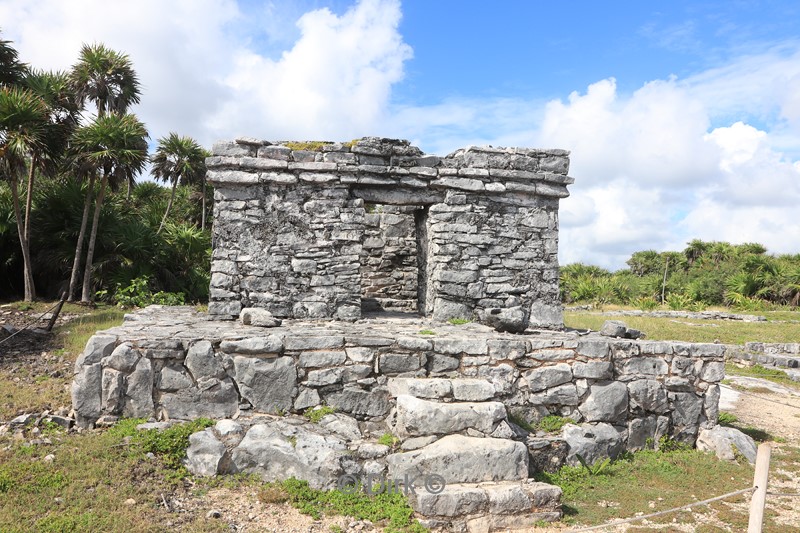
[73,307,724,454]
[361,205,419,313]
[206,137,572,330]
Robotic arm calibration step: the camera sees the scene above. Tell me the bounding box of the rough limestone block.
[524,363,573,392]
[75,335,117,371]
[451,379,495,401]
[123,357,155,419]
[186,341,226,380]
[562,423,627,466]
[578,381,628,423]
[572,361,613,380]
[101,343,139,373]
[411,484,488,517]
[627,379,669,414]
[220,336,283,356]
[185,429,229,476]
[393,394,506,437]
[696,426,757,463]
[233,356,296,413]
[240,307,282,327]
[669,392,704,428]
[387,435,529,484]
[326,388,392,418]
[388,378,452,399]
[230,421,348,490]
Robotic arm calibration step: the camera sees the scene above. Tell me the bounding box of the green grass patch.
[536,415,575,433]
[378,433,401,449]
[269,478,427,533]
[284,141,331,152]
[0,423,223,532]
[564,311,800,344]
[304,405,336,424]
[535,446,753,526]
[418,329,436,335]
[725,363,800,393]
[718,412,738,425]
[446,318,470,325]
[133,418,215,471]
[55,307,127,358]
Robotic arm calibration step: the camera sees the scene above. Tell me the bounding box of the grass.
[378,433,401,449]
[0,304,126,420]
[564,311,800,344]
[446,318,470,325]
[536,446,755,527]
[283,141,331,152]
[417,329,436,335]
[725,363,800,392]
[261,478,427,533]
[537,415,575,433]
[0,420,226,532]
[54,307,127,359]
[303,405,336,423]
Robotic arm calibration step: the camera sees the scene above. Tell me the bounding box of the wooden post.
[46,294,67,332]
[748,442,772,532]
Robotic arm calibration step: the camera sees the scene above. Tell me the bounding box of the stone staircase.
[386,377,563,532]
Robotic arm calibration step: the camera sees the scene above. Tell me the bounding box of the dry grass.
[564,311,800,344]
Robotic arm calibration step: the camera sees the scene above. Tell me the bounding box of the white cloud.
[535,52,800,267]
[1,0,411,146]
[206,0,412,141]
[3,0,800,268]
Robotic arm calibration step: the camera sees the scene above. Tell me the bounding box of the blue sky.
[3,0,800,268]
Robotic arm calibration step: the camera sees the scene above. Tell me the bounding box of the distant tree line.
[561,240,800,311]
[0,32,210,304]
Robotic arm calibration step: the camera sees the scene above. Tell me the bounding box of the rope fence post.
[748,442,772,533]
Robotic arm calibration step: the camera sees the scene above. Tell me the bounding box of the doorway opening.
[360,203,429,315]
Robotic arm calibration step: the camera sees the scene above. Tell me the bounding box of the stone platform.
[71,305,728,531]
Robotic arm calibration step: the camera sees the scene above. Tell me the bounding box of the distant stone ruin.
[205,137,572,331]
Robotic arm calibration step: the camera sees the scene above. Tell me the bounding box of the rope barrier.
[720,383,800,410]
[766,492,800,497]
[564,486,756,532]
[0,300,64,349]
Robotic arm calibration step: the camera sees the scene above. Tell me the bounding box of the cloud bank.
[2,0,799,268]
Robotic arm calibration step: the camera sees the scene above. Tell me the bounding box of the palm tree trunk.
[67,173,96,301]
[10,177,35,301]
[81,172,108,303]
[201,180,207,231]
[158,180,178,234]
[24,154,36,246]
[126,177,132,201]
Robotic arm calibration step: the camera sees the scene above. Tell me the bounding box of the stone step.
[387,434,528,485]
[411,479,562,533]
[393,394,507,438]
[388,377,497,401]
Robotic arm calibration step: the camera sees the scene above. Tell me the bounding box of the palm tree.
[151,133,207,234]
[0,31,27,87]
[67,43,141,300]
[71,113,148,302]
[69,43,140,118]
[0,86,49,300]
[21,70,80,290]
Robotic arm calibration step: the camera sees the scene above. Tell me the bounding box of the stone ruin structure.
[70,138,734,532]
[205,137,570,330]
